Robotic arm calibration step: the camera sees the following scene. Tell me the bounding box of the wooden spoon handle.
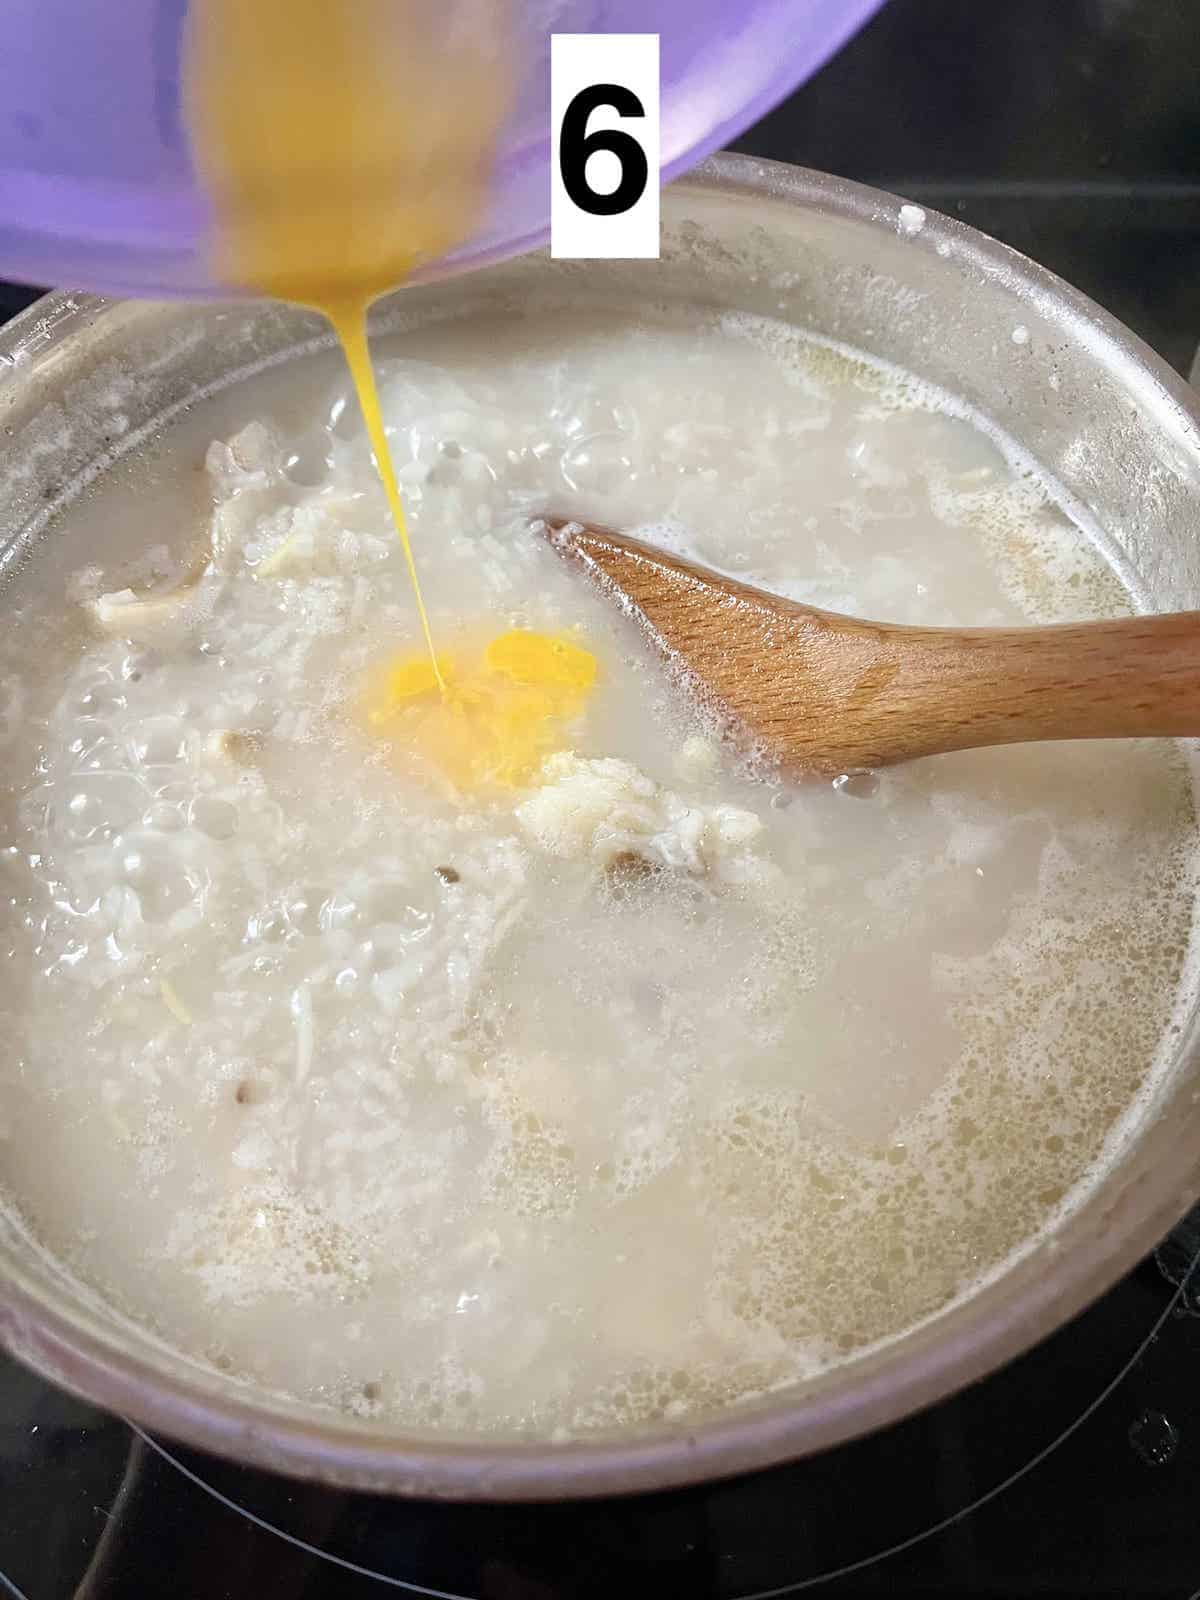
[811,610,1200,769]
[543,520,1200,774]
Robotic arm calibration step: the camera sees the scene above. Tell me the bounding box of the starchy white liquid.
[0,305,1193,1436]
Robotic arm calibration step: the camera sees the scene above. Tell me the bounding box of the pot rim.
[2,150,1199,1499]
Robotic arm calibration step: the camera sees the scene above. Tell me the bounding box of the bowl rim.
[2,150,1199,1499]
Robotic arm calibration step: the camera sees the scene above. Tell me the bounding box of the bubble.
[188,796,238,840]
[75,680,127,720]
[61,773,146,841]
[558,433,634,496]
[1129,1409,1178,1467]
[130,718,188,768]
[833,770,880,799]
[283,429,332,488]
[116,834,205,922]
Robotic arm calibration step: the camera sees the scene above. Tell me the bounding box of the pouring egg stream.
[184,0,598,792]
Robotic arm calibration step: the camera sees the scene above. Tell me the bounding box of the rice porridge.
[0,305,1192,1437]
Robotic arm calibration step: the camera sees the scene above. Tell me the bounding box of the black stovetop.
[3,1,1200,1595]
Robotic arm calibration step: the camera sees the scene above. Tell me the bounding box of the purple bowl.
[0,0,884,299]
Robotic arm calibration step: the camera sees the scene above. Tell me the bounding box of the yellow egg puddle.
[185,0,583,792]
[364,629,598,791]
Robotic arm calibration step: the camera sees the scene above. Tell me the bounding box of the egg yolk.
[364,630,598,791]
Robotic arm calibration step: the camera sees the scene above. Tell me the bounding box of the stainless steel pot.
[1,153,1198,1499]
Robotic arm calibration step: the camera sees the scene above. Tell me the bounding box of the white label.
[550,34,660,260]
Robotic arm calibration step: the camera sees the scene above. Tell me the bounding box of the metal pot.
[1,153,1198,1499]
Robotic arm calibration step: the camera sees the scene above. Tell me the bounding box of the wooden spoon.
[542,518,1200,777]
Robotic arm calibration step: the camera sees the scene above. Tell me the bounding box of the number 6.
[558,84,649,218]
